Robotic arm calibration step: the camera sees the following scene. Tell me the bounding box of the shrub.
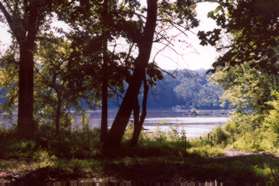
[33,150,57,168]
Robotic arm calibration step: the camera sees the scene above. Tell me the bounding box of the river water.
[143,117,228,138]
[73,110,229,138]
[0,110,229,138]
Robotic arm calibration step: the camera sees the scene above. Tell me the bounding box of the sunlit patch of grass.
[187,146,224,157]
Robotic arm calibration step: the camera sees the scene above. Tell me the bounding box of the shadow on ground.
[7,152,279,186]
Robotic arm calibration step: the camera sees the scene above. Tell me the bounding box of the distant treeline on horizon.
[110,69,229,110]
[0,69,229,111]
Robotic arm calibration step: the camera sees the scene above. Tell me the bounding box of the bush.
[195,111,279,153]
[140,126,189,152]
[33,150,57,168]
[264,91,279,140]
[0,125,101,159]
[39,127,101,159]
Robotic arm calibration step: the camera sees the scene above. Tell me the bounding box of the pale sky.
[0,2,218,70]
[151,2,219,70]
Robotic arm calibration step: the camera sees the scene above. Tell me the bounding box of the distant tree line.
[110,69,228,110]
[0,68,228,110]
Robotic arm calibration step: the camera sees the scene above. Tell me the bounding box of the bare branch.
[124,43,135,64]
[152,42,170,61]
[0,1,23,42]
[0,1,12,25]
[156,40,183,56]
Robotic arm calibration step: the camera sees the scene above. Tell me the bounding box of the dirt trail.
[224,149,278,158]
[224,150,255,157]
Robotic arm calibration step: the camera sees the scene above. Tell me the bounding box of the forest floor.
[0,148,279,185]
[0,127,279,185]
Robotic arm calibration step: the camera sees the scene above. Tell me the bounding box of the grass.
[0,125,279,185]
[1,152,278,184]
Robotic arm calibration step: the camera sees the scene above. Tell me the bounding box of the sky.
[0,2,218,70]
[151,2,219,70]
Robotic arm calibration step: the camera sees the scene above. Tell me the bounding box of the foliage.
[0,126,101,159]
[199,0,279,157]
[199,0,279,73]
[187,145,224,158]
[211,64,275,112]
[144,70,225,109]
[200,112,279,154]
[33,150,57,168]
[0,46,18,114]
[34,35,100,128]
[264,91,279,139]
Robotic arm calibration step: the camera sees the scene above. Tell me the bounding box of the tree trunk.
[105,0,158,148]
[105,72,143,147]
[55,98,62,135]
[131,78,149,146]
[100,0,109,142]
[17,45,35,139]
[131,97,140,145]
[101,76,108,142]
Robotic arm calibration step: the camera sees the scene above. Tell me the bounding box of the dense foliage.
[146,70,225,109]
[199,0,279,153]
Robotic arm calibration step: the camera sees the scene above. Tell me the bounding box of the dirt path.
[224,150,255,157]
[223,149,279,158]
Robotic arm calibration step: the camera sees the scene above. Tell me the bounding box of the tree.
[174,70,223,109]
[199,0,279,150]
[100,0,111,142]
[35,35,100,134]
[199,0,279,73]
[106,0,199,147]
[0,0,60,139]
[56,0,135,143]
[0,45,18,116]
[211,64,276,113]
[105,0,158,147]
[36,0,197,146]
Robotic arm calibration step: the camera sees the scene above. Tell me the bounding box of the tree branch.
[0,1,12,26]
[0,1,23,42]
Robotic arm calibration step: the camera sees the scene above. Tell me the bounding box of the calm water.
[143,118,227,138]
[73,110,229,138]
[0,110,229,138]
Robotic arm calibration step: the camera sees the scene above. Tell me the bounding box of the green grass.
[0,125,279,184]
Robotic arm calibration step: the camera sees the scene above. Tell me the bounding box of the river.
[0,109,229,138]
[73,109,229,138]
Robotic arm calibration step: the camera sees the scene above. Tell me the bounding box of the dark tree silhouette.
[0,0,55,139]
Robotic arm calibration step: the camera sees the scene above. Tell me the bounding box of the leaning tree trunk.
[105,71,143,146]
[105,0,157,147]
[131,77,149,146]
[131,96,140,145]
[17,44,36,139]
